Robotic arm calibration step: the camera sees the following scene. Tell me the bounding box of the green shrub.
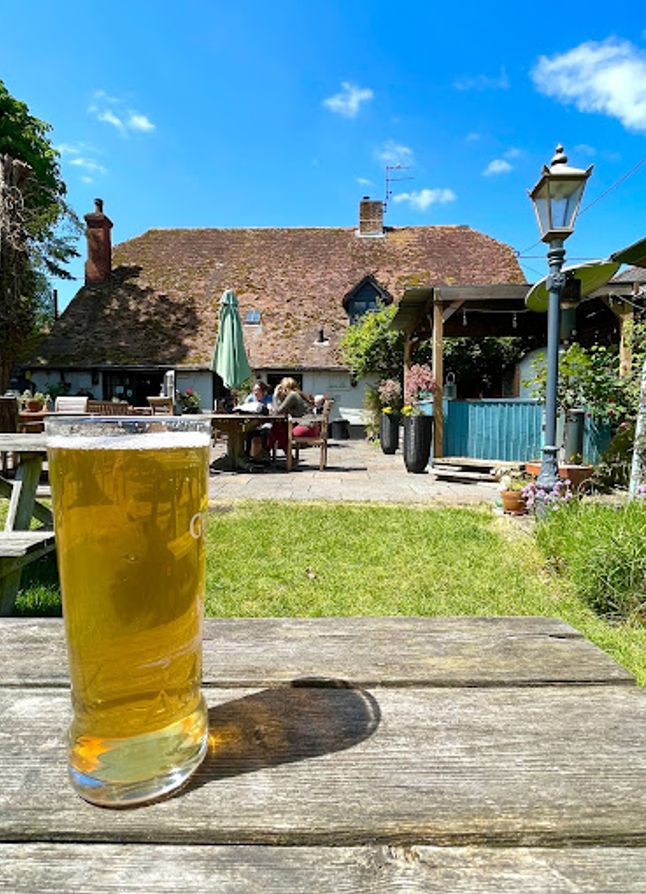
[536,501,646,621]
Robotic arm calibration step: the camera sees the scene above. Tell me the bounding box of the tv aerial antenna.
[383,164,414,213]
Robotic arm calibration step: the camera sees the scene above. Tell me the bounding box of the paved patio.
[209,438,499,505]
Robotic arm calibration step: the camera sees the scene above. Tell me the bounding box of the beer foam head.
[47,431,210,451]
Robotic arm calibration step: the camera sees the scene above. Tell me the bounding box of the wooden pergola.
[392,275,643,458]
[391,284,544,457]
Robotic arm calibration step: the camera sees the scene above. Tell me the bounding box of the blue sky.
[3,0,645,309]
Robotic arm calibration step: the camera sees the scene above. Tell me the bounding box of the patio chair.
[87,400,130,415]
[147,396,173,415]
[54,396,89,413]
[286,399,334,472]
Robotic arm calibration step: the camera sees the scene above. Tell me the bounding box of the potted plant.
[21,390,48,412]
[377,378,402,454]
[495,468,533,515]
[177,388,201,414]
[402,365,435,473]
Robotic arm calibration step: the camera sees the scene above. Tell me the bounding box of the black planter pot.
[403,415,432,473]
[380,413,400,454]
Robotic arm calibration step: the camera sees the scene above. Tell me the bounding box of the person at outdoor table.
[241,380,273,410]
[240,381,273,460]
[267,377,320,456]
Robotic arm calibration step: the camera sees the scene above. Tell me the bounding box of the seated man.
[241,381,273,460]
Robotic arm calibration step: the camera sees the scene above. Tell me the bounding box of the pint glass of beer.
[46,415,211,806]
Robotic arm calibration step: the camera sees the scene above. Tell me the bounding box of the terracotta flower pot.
[26,400,44,412]
[525,461,593,491]
[501,490,526,515]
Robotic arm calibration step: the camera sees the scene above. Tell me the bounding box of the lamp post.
[528,145,592,514]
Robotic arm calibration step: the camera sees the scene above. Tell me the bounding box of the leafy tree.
[339,304,404,379]
[0,79,80,390]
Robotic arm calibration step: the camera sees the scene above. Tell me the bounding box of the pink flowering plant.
[178,387,201,413]
[403,364,436,415]
[377,378,403,414]
[521,477,574,513]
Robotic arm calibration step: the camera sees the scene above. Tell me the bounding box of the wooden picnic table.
[1,615,645,891]
[0,433,54,614]
[205,412,270,472]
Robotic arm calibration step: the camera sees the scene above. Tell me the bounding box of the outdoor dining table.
[205,412,273,472]
[1,615,646,891]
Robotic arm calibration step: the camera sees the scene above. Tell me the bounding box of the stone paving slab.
[208,439,499,505]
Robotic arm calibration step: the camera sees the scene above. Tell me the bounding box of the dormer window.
[343,275,393,323]
[245,310,261,324]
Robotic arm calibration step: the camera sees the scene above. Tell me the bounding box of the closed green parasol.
[210,289,251,389]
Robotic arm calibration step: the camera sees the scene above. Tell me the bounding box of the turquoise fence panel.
[442,400,613,463]
[583,416,612,465]
[442,400,543,461]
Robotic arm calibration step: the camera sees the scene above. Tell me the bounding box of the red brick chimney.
[84,198,113,286]
[358,196,384,236]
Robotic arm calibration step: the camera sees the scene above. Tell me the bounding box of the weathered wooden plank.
[0,433,47,452]
[1,685,645,846]
[0,617,634,688]
[1,843,646,893]
[0,532,55,557]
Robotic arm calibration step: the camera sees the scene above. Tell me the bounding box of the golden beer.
[47,418,211,806]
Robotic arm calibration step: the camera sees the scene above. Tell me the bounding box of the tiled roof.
[33,225,525,369]
[610,265,646,285]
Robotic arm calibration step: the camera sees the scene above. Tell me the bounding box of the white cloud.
[128,112,155,132]
[483,159,513,176]
[89,90,156,134]
[504,146,522,159]
[466,131,481,142]
[97,109,125,132]
[532,38,646,132]
[375,140,414,166]
[393,188,456,211]
[574,143,597,156]
[454,67,509,91]
[357,177,373,186]
[55,142,88,156]
[55,142,106,181]
[70,157,107,175]
[323,81,373,118]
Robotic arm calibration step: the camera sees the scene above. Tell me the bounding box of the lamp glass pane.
[532,182,552,237]
[548,179,585,230]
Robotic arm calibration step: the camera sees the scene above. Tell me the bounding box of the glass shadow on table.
[184,678,381,791]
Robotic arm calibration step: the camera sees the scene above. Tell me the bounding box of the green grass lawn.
[11,500,646,684]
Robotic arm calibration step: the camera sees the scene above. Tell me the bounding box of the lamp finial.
[551,144,567,166]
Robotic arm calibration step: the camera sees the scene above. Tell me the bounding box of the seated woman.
[267,378,320,456]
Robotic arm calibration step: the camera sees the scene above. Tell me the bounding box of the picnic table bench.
[1,615,645,891]
[0,433,54,614]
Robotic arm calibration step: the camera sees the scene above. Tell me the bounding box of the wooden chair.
[286,399,334,472]
[147,396,173,415]
[87,400,129,415]
[54,396,88,413]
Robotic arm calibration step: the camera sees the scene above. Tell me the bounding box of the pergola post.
[605,297,634,378]
[432,297,444,458]
[403,335,413,402]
